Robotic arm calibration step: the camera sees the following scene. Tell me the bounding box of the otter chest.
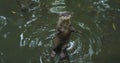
[58,27,71,38]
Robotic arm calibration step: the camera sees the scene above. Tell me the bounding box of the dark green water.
[0,0,120,63]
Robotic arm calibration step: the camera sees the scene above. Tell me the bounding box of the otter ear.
[68,15,72,18]
[65,15,71,19]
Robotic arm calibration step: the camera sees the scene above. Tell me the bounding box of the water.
[0,0,120,63]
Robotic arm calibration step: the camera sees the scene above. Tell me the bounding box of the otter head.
[57,12,72,27]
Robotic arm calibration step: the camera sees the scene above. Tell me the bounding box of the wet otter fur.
[51,12,81,62]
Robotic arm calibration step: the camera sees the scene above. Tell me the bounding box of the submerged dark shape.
[51,11,81,62]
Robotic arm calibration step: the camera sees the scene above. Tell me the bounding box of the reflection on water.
[0,16,7,30]
[50,0,66,14]
[0,0,120,63]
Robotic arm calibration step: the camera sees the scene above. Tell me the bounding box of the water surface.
[0,0,120,63]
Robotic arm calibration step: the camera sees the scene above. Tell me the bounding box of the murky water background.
[0,0,120,63]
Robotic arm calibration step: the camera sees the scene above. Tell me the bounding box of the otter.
[51,12,81,62]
